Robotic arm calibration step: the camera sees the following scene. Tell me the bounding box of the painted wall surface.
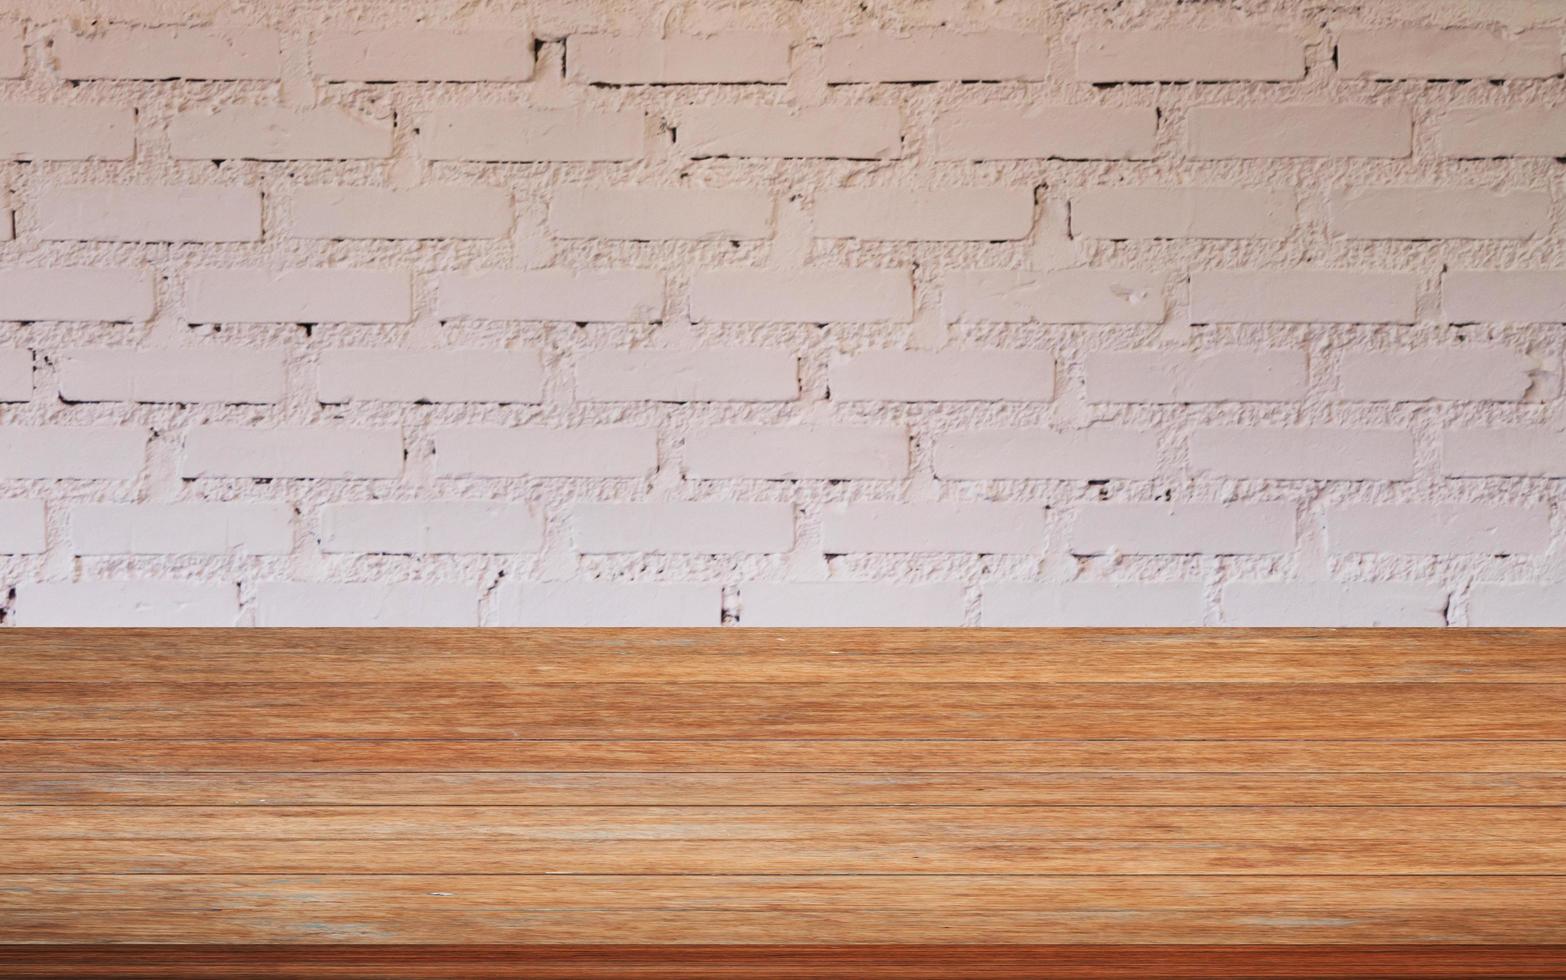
[0,0,1563,626]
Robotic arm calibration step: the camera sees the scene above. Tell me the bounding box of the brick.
[1191,428,1415,480]
[15,582,238,627]
[1085,349,1307,403]
[0,23,22,77]
[1337,349,1547,402]
[318,350,543,404]
[934,429,1158,480]
[568,32,790,84]
[741,582,967,626]
[437,270,663,323]
[679,106,901,159]
[814,188,1033,241]
[292,186,513,240]
[70,503,291,555]
[1072,503,1295,555]
[0,427,145,479]
[685,425,909,479]
[1223,582,1448,627]
[934,106,1156,160]
[1188,105,1411,158]
[186,269,412,324]
[1469,584,1566,627]
[57,349,285,403]
[1443,429,1566,477]
[320,502,542,554]
[824,30,1048,82]
[1437,107,1566,158]
[494,582,720,626]
[689,269,912,322]
[1070,187,1296,239]
[943,270,1165,324]
[576,350,798,402]
[1190,270,1418,324]
[0,104,133,159]
[823,502,1046,555]
[1337,28,1560,80]
[831,350,1054,401]
[549,187,772,240]
[0,268,153,321]
[181,426,402,479]
[0,499,46,554]
[312,29,532,81]
[982,582,1204,627]
[574,502,793,554]
[169,107,391,160]
[256,582,476,627]
[52,26,281,79]
[0,348,32,401]
[35,185,261,242]
[1444,270,1566,324]
[418,108,643,161]
[1328,504,1550,555]
[1077,29,1303,82]
[434,427,657,478]
[1329,187,1549,240]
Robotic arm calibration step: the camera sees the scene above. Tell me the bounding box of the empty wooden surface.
[3,628,1565,976]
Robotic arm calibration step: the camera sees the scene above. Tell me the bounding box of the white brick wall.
[0,1,1562,627]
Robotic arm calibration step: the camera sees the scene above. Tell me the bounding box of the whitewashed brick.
[690,269,912,322]
[0,23,22,77]
[823,503,1047,554]
[0,104,133,159]
[1337,349,1547,402]
[0,499,46,554]
[943,270,1165,324]
[292,186,513,239]
[1073,503,1295,555]
[935,106,1156,160]
[0,427,145,479]
[1085,350,1307,403]
[70,503,291,556]
[320,502,542,554]
[0,268,153,321]
[1438,107,1566,158]
[574,502,794,554]
[815,188,1033,241]
[437,270,663,322]
[256,582,476,627]
[824,31,1048,82]
[1077,29,1303,82]
[1338,28,1560,80]
[1444,270,1566,324]
[418,108,643,161]
[577,349,798,402]
[1329,187,1549,240]
[494,582,720,626]
[1191,428,1415,480]
[16,582,239,627]
[741,582,967,627]
[312,29,532,81]
[435,428,657,479]
[934,429,1158,480]
[982,582,1204,627]
[181,426,402,479]
[1328,504,1550,555]
[550,187,772,241]
[569,32,790,84]
[1469,584,1566,627]
[1443,429,1566,477]
[679,106,901,159]
[35,185,261,242]
[0,349,32,401]
[186,269,412,324]
[1191,270,1418,324]
[1189,105,1412,158]
[169,107,391,160]
[53,26,281,79]
[685,426,908,479]
[1223,582,1448,627]
[57,349,285,403]
[1071,187,1296,240]
[831,350,1054,402]
[318,350,542,404]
